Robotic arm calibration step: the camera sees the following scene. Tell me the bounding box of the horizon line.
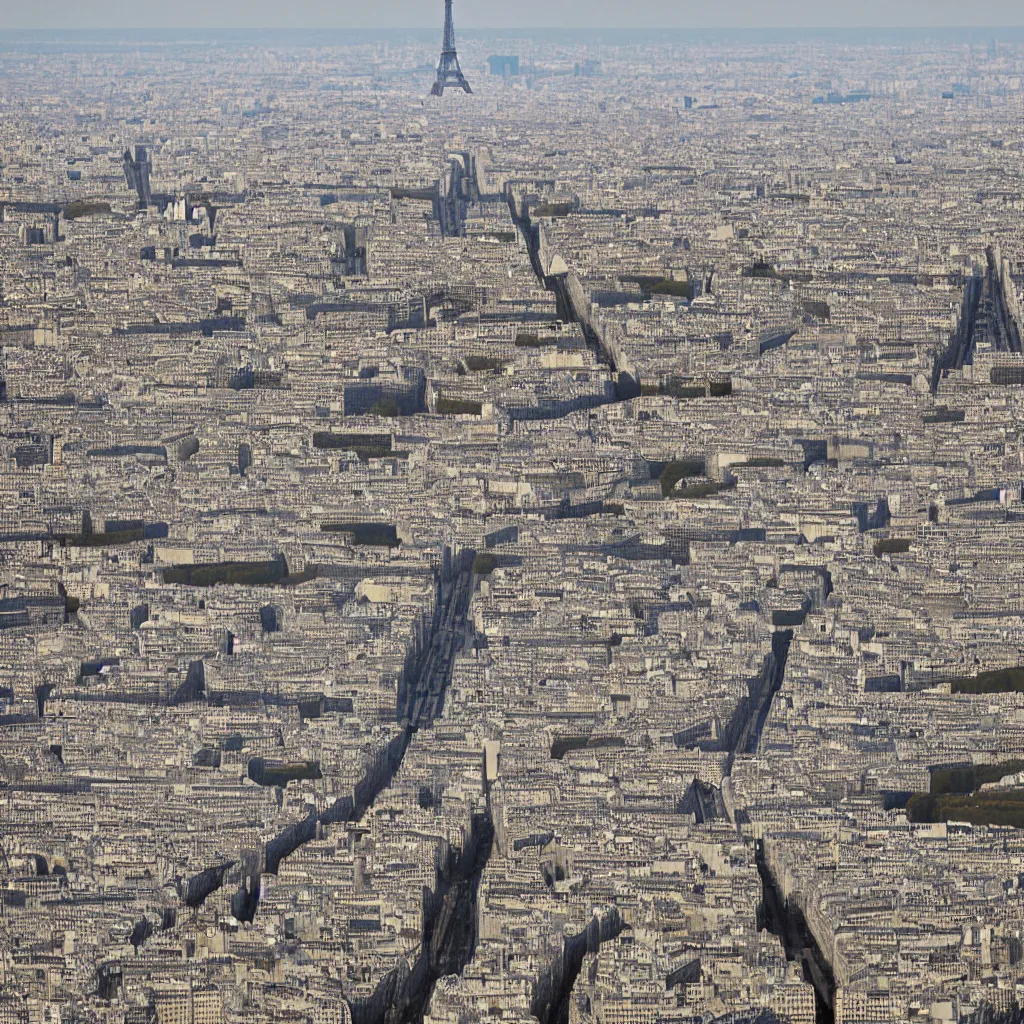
[3,24,1024,33]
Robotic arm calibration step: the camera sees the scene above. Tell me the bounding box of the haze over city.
[4,3,1024,1024]
[5,0,1024,31]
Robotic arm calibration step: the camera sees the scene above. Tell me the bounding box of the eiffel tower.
[431,0,472,96]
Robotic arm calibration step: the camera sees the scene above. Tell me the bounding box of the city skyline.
[3,12,1024,1024]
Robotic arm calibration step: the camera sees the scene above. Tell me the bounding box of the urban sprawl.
[3,24,1024,1024]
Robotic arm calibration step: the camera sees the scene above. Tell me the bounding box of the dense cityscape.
[3,16,1024,1024]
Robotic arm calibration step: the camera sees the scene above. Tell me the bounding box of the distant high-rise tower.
[431,0,472,96]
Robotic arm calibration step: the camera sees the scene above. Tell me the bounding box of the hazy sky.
[5,0,1024,31]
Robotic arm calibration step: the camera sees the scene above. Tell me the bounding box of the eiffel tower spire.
[431,0,472,96]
